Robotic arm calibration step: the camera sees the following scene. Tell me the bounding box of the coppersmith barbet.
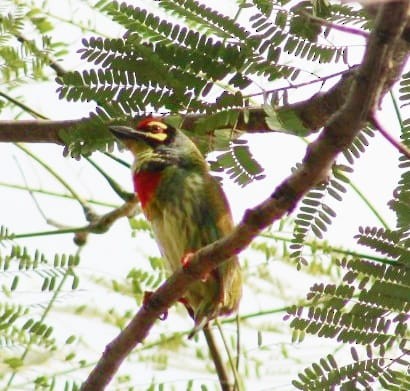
[110,118,242,332]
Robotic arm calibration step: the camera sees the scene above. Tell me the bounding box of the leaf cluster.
[0,1,67,88]
[287,256,409,390]
[0,238,80,386]
[286,80,410,387]
[56,0,358,179]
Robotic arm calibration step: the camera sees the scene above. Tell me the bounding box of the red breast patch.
[133,171,161,210]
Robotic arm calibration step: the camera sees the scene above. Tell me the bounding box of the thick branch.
[80,3,410,390]
[0,119,86,144]
[1,7,410,146]
[0,71,376,143]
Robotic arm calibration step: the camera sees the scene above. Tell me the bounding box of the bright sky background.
[0,1,406,389]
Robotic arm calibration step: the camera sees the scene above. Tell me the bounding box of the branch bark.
[1,5,409,147]
[80,3,410,390]
[0,119,85,144]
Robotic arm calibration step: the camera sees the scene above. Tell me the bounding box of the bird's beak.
[109,125,144,140]
[109,125,168,142]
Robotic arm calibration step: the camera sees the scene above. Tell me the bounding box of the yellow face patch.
[142,121,169,142]
[146,121,168,131]
[145,131,168,142]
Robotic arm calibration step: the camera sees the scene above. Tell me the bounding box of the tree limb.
[0,119,86,144]
[80,3,410,389]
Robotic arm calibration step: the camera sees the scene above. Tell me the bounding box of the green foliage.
[127,263,166,304]
[56,1,355,154]
[355,226,410,263]
[0,1,67,90]
[290,164,353,269]
[286,115,410,387]
[342,127,375,164]
[0,244,79,292]
[286,104,410,387]
[265,104,311,136]
[326,3,372,30]
[0,238,81,385]
[392,71,410,233]
[209,138,265,186]
[286,256,410,389]
[59,115,115,158]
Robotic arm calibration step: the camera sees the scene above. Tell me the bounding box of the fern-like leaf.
[287,256,410,389]
[290,164,353,268]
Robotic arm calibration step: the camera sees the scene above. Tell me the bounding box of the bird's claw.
[180,252,194,269]
[181,252,209,282]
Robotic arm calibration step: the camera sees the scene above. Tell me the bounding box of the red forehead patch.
[136,117,159,130]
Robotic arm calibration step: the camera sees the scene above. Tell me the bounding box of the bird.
[109,118,242,334]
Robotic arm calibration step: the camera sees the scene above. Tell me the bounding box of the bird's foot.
[180,252,194,269]
[181,252,208,282]
[178,297,195,319]
[143,291,168,320]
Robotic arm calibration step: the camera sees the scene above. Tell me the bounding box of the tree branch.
[0,71,366,143]
[80,3,410,389]
[1,5,409,146]
[370,113,410,159]
[0,119,87,144]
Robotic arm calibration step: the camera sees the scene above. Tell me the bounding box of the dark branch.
[0,73,358,144]
[0,119,86,144]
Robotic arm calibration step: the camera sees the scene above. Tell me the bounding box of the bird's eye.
[150,126,163,134]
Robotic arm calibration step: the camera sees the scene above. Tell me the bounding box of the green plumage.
[110,120,242,329]
[147,163,242,325]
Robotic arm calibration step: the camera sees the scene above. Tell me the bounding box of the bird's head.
[109,118,176,155]
[109,118,205,170]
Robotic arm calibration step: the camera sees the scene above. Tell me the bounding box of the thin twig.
[243,69,353,99]
[15,31,68,77]
[13,155,65,228]
[15,143,86,206]
[301,11,369,38]
[370,113,410,159]
[203,325,232,391]
[85,157,134,202]
[0,182,118,208]
[235,314,241,374]
[0,91,48,120]
[216,319,243,391]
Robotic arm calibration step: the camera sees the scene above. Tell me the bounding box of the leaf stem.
[215,319,244,391]
[15,143,86,207]
[348,179,390,229]
[0,181,117,208]
[103,152,131,168]
[11,227,86,239]
[85,156,133,201]
[260,232,396,265]
[202,325,232,391]
[0,91,48,119]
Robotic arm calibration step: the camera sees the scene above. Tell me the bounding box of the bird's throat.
[133,171,162,210]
